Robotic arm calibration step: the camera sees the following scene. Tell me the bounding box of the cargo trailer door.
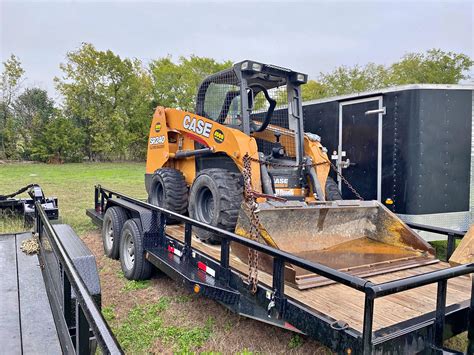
[337,96,385,200]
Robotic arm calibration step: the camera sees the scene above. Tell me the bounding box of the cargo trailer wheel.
[119,218,153,280]
[148,168,188,224]
[188,169,243,244]
[325,177,342,201]
[102,206,128,259]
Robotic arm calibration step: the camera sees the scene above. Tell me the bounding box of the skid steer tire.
[102,206,128,260]
[120,218,153,280]
[188,169,243,244]
[148,168,188,224]
[325,177,343,201]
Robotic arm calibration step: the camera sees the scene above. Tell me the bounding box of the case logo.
[213,129,224,143]
[183,115,212,138]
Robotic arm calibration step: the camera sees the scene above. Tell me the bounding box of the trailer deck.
[0,232,61,354]
[88,186,474,354]
[166,225,471,333]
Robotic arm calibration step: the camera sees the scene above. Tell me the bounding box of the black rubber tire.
[119,218,153,280]
[101,206,128,260]
[325,176,343,201]
[188,169,243,244]
[148,168,188,224]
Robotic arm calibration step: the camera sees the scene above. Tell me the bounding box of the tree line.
[1,44,472,163]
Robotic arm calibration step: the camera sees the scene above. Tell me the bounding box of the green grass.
[114,298,214,353]
[0,162,147,234]
[0,212,26,234]
[288,334,304,349]
[121,279,151,291]
[102,305,116,322]
[429,239,462,261]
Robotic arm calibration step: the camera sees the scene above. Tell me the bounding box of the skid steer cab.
[144,60,434,287]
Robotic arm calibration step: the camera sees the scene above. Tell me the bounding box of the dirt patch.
[81,231,331,353]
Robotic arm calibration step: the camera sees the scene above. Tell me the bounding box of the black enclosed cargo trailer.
[88,185,474,354]
[303,84,474,233]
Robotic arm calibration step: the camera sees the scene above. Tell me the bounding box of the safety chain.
[326,159,364,201]
[243,154,260,294]
[246,155,364,200]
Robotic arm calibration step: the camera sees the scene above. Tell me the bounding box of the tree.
[13,88,55,159]
[390,49,474,84]
[318,63,391,97]
[31,114,84,163]
[149,55,232,112]
[56,43,154,160]
[302,49,473,101]
[0,54,25,159]
[301,80,329,101]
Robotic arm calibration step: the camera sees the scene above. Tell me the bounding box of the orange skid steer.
[144,60,435,289]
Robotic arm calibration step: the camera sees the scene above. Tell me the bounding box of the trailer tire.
[119,218,153,280]
[102,206,128,259]
[325,177,343,201]
[188,169,243,244]
[148,168,188,224]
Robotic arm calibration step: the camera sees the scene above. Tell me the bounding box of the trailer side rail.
[35,201,123,354]
[94,186,474,354]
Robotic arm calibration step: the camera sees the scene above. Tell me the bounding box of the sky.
[1,0,473,99]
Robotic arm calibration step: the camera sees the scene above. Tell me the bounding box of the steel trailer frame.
[35,200,123,354]
[88,185,474,354]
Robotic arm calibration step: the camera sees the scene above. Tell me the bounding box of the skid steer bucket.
[233,200,436,289]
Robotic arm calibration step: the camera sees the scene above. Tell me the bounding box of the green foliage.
[288,334,304,349]
[391,49,474,85]
[31,115,84,163]
[429,239,461,261]
[319,63,391,97]
[1,47,471,162]
[55,43,154,161]
[149,55,232,111]
[114,298,213,352]
[121,279,151,291]
[102,305,116,322]
[1,54,25,159]
[304,48,473,100]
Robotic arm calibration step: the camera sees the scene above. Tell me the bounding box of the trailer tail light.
[197,261,215,277]
[167,245,182,257]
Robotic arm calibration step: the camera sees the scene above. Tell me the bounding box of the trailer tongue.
[233,199,436,289]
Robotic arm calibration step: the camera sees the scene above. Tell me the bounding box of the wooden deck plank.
[16,233,62,354]
[165,225,472,333]
[0,234,22,353]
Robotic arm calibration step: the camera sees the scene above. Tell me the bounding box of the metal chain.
[243,154,260,294]
[247,155,364,200]
[326,159,364,201]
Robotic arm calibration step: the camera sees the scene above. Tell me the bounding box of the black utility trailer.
[303,84,474,234]
[88,185,474,354]
[0,185,122,354]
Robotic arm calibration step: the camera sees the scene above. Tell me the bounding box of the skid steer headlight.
[241,61,249,70]
[252,62,262,72]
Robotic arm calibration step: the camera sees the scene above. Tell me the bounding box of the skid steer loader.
[145,60,435,289]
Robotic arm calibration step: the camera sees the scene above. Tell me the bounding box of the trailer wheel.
[102,206,128,259]
[119,218,153,280]
[148,168,188,224]
[188,169,243,244]
[325,177,343,201]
